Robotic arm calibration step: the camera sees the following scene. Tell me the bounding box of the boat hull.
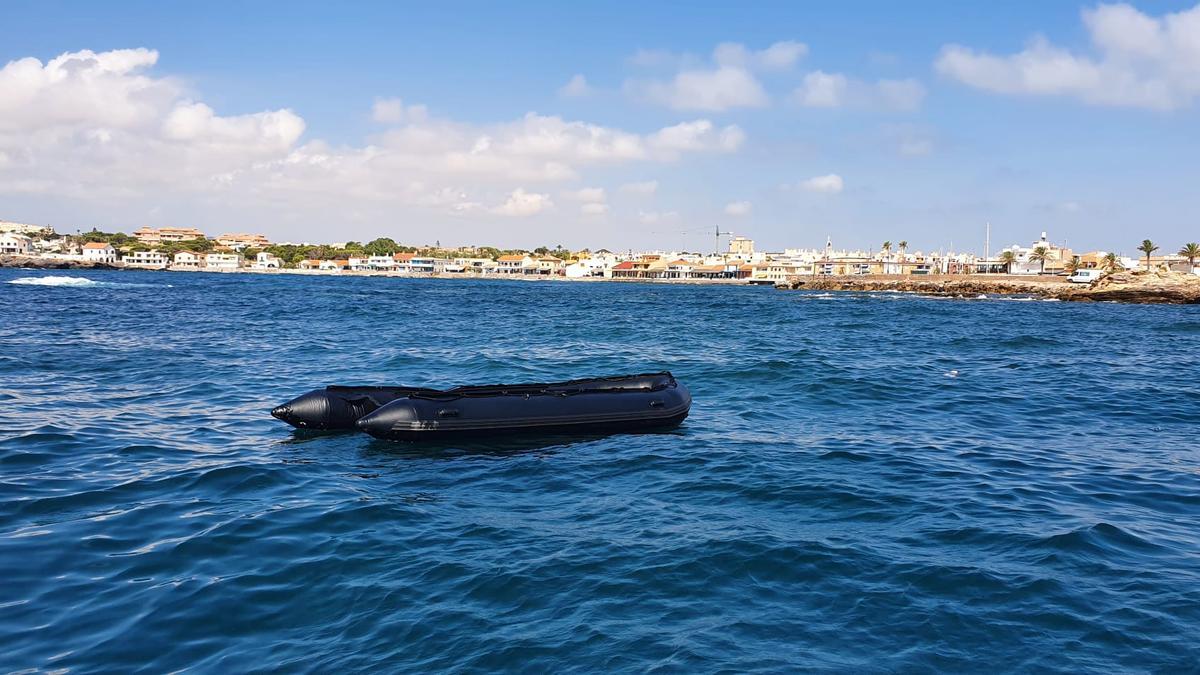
[355,375,690,441]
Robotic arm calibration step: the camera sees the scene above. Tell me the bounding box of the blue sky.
[1,1,1198,255]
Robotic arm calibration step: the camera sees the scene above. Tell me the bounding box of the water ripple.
[1,269,1198,671]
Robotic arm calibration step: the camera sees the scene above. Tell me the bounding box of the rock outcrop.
[776,271,1200,304]
[0,255,119,270]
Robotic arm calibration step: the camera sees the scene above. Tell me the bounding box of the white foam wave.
[7,276,170,288]
[8,276,101,287]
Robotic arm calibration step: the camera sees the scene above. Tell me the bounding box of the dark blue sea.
[2,269,1198,672]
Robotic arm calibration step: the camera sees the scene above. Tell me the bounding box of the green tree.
[898,240,908,252]
[1064,255,1081,275]
[999,250,1017,274]
[1102,252,1123,273]
[881,241,892,256]
[1178,242,1199,269]
[1137,239,1159,271]
[1029,246,1050,273]
[364,238,400,256]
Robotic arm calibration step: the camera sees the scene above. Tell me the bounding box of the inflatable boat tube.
[355,372,690,441]
[271,374,684,431]
[271,386,437,430]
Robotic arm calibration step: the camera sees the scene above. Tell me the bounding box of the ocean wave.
[7,275,170,288]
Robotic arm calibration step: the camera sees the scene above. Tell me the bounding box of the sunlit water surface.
[1,269,1198,672]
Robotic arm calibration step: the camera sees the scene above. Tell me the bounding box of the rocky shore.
[775,271,1200,304]
[1,255,119,270]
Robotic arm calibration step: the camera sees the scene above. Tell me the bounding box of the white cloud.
[0,47,744,224]
[559,74,592,97]
[620,180,658,194]
[565,186,606,202]
[795,71,847,107]
[712,41,808,70]
[724,200,752,216]
[793,71,925,111]
[638,210,679,224]
[934,3,1200,110]
[580,202,609,216]
[799,174,844,193]
[631,66,768,111]
[492,188,552,216]
[625,41,806,111]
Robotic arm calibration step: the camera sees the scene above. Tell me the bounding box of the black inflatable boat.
[271,385,438,430]
[272,373,690,439]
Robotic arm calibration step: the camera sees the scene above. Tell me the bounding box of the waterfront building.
[124,250,169,269]
[319,259,349,271]
[348,256,371,271]
[298,259,322,270]
[663,259,694,279]
[215,233,270,250]
[81,242,117,264]
[204,252,242,271]
[411,257,436,273]
[133,227,207,245]
[497,254,533,274]
[531,257,564,275]
[0,232,34,255]
[172,251,202,269]
[367,255,397,271]
[253,252,282,269]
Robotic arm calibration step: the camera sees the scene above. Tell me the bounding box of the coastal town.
[4,219,1198,286]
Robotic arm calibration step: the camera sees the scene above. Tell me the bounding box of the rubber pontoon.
[270,373,691,439]
[355,372,690,441]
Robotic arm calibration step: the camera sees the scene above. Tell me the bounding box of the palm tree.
[1064,255,1081,275]
[1102,252,1123,273]
[898,240,908,253]
[998,250,1017,274]
[1137,239,1159,271]
[1029,246,1050,274]
[881,241,892,256]
[1178,242,1199,269]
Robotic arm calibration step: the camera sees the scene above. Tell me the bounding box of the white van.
[1068,268,1105,283]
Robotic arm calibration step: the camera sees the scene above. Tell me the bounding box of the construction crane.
[713,225,734,256]
[648,225,734,254]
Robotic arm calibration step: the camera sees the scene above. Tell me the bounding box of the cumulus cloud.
[638,210,679,224]
[712,41,808,70]
[793,71,925,111]
[492,188,552,216]
[625,41,805,111]
[799,174,844,193]
[631,66,768,111]
[371,97,428,124]
[559,74,592,97]
[580,202,609,216]
[620,180,658,194]
[565,186,606,202]
[724,200,752,216]
[0,46,745,236]
[935,2,1200,110]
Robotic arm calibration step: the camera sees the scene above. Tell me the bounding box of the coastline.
[775,271,1200,304]
[5,254,1198,303]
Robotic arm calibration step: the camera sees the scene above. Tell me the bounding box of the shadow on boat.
[361,427,688,460]
[274,425,688,461]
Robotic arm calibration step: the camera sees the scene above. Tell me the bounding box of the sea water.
[1,269,1197,671]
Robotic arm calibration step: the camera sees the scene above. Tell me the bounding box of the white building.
[124,250,169,269]
[496,254,533,274]
[348,256,372,271]
[205,252,241,270]
[0,232,34,255]
[173,251,203,269]
[368,255,397,271]
[81,242,117,264]
[253,252,282,269]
